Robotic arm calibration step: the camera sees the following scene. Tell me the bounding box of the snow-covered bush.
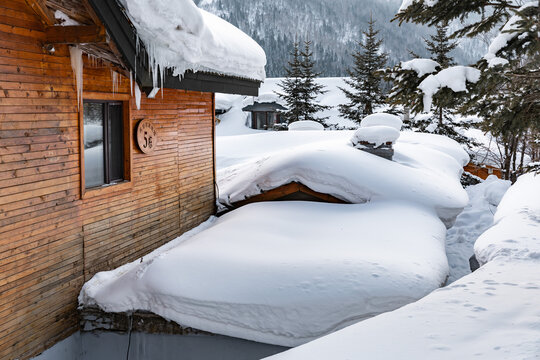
[288,120,325,131]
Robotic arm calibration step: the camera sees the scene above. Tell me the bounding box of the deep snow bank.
[475,173,540,265]
[217,131,469,227]
[80,201,449,347]
[263,173,540,360]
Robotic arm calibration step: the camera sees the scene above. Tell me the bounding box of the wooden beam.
[25,0,56,26]
[45,25,106,45]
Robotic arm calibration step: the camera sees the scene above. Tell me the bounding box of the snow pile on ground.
[119,0,266,82]
[264,173,540,360]
[351,113,403,148]
[218,131,469,227]
[80,200,450,347]
[445,176,511,283]
[475,173,540,265]
[418,66,481,112]
[288,121,324,131]
[401,58,439,77]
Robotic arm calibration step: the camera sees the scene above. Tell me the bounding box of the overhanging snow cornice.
[86,0,261,96]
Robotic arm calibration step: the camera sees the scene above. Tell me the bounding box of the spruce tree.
[299,40,330,124]
[425,24,457,68]
[339,17,388,123]
[277,40,329,125]
[276,40,305,123]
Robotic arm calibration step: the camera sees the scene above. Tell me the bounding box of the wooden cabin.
[0,1,261,359]
[464,163,502,180]
[243,101,286,130]
[225,182,347,212]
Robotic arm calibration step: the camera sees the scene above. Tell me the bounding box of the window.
[83,101,125,188]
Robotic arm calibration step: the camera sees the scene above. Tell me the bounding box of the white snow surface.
[217,131,469,227]
[80,200,450,347]
[265,173,540,360]
[418,66,481,112]
[288,121,324,131]
[445,176,511,283]
[351,126,400,147]
[360,113,403,131]
[401,58,440,77]
[118,0,266,82]
[475,173,540,265]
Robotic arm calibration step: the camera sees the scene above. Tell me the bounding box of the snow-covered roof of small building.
[80,200,450,347]
[119,0,266,82]
[217,131,469,227]
[242,102,287,112]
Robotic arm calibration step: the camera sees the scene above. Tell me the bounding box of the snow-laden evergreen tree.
[395,0,539,179]
[413,23,476,146]
[299,40,330,124]
[339,17,388,123]
[276,40,306,123]
[277,40,329,124]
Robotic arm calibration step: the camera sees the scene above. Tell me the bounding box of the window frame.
[79,93,132,199]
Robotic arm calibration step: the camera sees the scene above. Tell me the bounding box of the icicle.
[69,46,83,110]
[111,70,119,95]
[129,71,133,97]
[134,83,142,110]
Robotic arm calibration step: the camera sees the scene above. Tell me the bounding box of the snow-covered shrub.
[288,120,325,131]
[351,113,402,160]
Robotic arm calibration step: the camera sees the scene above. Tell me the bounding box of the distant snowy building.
[242,101,287,130]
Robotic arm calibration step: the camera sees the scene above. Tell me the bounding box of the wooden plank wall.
[0,1,216,358]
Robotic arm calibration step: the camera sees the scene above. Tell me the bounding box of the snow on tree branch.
[418,66,481,112]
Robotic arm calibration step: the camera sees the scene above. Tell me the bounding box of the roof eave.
[87,0,261,96]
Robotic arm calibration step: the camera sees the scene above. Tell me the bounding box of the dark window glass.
[83,101,124,188]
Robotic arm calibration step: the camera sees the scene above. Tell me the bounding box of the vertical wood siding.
[0,1,216,358]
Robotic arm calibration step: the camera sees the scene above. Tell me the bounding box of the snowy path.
[445,177,510,283]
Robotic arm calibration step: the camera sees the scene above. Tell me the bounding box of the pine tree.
[276,40,305,123]
[299,40,330,124]
[277,40,329,124]
[425,24,457,68]
[339,17,388,123]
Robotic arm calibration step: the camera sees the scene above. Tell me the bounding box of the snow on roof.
[288,121,325,131]
[80,200,450,347]
[119,0,266,82]
[475,173,540,265]
[418,66,481,112]
[401,58,440,77]
[263,173,540,360]
[217,131,469,227]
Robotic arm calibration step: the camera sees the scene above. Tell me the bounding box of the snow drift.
[263,173,540,360]
[217,131,469,227]
[80,201,449,347]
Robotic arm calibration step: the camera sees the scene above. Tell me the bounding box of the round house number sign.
[136,119,158,154]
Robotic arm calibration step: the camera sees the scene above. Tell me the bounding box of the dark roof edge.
[87,0,261,96]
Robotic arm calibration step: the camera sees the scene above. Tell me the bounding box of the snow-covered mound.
[475,173,540,265]
[218,131,469,227]
[119,0,266,82]
[80,200,449,347]
[351,126,400,147]
[445,176,511,283]
[360,113,403,130]
[288,121,324,131]
[350,113,403,148]
[264,173,540,360]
